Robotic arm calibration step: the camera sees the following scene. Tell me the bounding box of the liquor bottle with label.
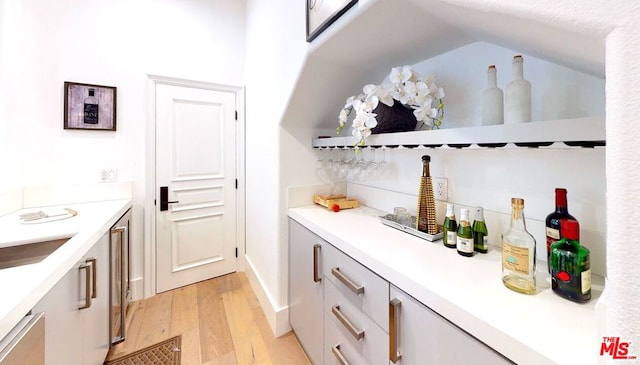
[442,203,457,249]
[456,208,474,257]
[545,188,576,272]
[84,88,99,124]
[550,219,591,302]
[415,155,438,234]
[502,198,537,294]
[472,206,488,253]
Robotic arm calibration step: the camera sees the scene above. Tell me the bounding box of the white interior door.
[155,83,237,293]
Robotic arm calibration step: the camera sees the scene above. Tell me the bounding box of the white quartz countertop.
[0,199,132,340]
[289,204,603,365]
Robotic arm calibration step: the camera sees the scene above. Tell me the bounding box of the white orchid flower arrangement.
[337,65,445,146]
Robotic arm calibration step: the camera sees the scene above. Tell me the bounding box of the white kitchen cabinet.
[389,285,513,365]
[289,219,325,365]
[322,242,389,332]
[324,279,388,365]
[33,232,110,365]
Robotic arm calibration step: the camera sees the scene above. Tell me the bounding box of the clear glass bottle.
[502,198,537,294]
[481,65,504,126]
[443,203,457,249]
[83,88,99,124]
[456,208,474,257]
[545,188,576,272]
[550,219,591,302]
[504,55,531,124]
[472,206,488,253]
[415,155,438,234]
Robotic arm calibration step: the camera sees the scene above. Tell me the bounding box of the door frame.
[144,74,246,298]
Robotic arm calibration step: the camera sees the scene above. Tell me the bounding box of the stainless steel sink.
[0,238,69,269]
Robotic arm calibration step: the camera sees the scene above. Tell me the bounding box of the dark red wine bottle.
[545,188,576,273]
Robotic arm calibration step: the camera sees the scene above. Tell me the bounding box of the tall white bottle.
[481,65,504,125]
[505,55,532,124]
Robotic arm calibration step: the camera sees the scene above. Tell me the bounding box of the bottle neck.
[512,60,524,79]
[422,162,431,178]
[555,190,569,213]
[510,206,527,230]
[487,68,497,88]
[446,205,455,218]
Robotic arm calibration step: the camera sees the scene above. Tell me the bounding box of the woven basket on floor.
[371,102,418,134]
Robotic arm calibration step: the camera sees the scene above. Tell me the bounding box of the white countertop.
[289,204,603,365]
[0,199,132,340]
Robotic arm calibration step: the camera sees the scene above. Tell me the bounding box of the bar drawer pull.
[332,305,365,341]
[389,298,402,363]
[79,263,92,310]
[332,267,364,295]
[332,344,350,365]
[313,244,322,283]
[86,258,97,299]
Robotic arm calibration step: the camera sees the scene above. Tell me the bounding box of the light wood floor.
[106,272,310,365]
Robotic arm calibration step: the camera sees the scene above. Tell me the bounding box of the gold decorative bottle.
[416,155,438,234]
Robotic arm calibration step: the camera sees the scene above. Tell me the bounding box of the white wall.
[0,0,24,215]
[243,0,308,335]
[0,0,246,298]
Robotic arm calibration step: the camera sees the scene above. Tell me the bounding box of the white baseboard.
[244,255,291,337]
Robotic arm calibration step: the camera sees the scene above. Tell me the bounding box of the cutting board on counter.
[313,195,359,210]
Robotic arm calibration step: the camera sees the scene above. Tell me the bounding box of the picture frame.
[306,0,358,42]
[64,81,117,131]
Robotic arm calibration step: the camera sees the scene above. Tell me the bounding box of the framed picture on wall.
[63,81,117,131]
[306,0,358,42]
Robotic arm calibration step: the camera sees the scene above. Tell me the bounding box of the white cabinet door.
[288,219,324,365]
[83,232,110,365]
[33,233,110,365]
[389,285,513,365]
[32,258,84,365]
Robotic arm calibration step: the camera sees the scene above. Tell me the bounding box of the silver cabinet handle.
[331,267,364,295]
[332,305,364,341]
[79,263,92,310]
[313,244,321,283]
[86,258,97,299]
[389,298,402,363]
[111,225,127,234]
[332,344,350,365]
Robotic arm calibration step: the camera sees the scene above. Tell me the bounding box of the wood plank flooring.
[106,272,310,365]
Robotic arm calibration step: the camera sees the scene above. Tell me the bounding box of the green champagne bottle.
[472,206,488,253]
[443,203,457,249]
[456,208,474,257]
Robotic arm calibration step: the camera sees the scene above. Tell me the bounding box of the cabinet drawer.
[323,243,389,331]
[324,279,388,365]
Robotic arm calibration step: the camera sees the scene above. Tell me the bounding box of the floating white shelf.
[312,117,605,149]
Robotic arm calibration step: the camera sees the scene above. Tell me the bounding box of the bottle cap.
[422,155,430,162]
[488,65,496,70]
[560,219,580,240]
[475,206,484,220]
[513,55,523,61]
[511,197,524,206]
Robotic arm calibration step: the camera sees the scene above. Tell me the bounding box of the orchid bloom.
[338,65,445,145]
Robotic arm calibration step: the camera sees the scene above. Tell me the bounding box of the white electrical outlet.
[433,177,448,201]
[100,169,110,182]
[99,169,118,182]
